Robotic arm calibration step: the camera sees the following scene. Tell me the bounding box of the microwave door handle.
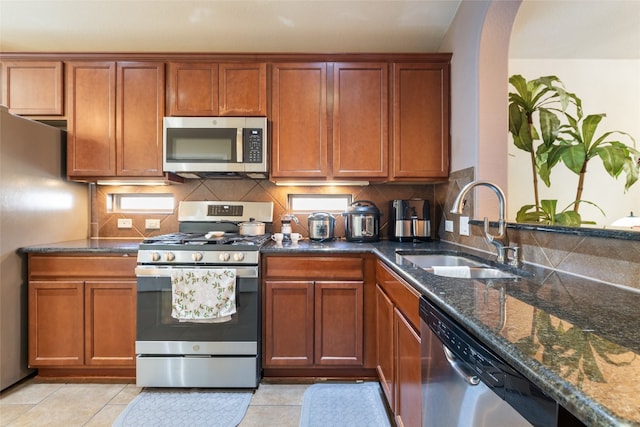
[236,128,244,162]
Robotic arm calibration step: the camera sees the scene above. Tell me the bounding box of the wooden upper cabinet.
[332,63,388,178]
[67,61,116,177]
[1,61,64,116]
[116,62,165,176]
[167,62,219,116]
[167,62,266,116]
[270,63,329,178]
[219,63,267,116]
[392,62,450,180]
[67,61,164,178]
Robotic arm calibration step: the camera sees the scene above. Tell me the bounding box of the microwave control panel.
[244,129,263,163]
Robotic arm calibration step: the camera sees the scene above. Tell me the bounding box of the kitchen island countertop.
[264,238,640,427]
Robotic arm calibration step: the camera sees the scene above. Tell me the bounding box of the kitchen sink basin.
[424,266,519,279]
[396,251,521,279]
[399,253,486,268]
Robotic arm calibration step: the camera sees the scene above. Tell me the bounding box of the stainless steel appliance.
[308,212,336,241]
[389,199,431,241]
[1,107,89,391]
[419,296,557,427]
[342,200,381,242]
[163,117,268,178]
[135,200,273,388]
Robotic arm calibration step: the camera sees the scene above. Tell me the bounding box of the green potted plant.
[508,75,639,225]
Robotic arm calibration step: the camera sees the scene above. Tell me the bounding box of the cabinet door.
[28,281,84,366]
[314,281,364,366]
[395,308,422,427]
[1,61,64,115]
[67,61,116,177]
[376,284,395,408]
[116,62,165,176]
[332,63,388,178]
[219,63,267,116]
[392,62,450,179]
[167,62,218,116]
[271,63,328,178]
[263,280,314,366]
[85,281,136,366]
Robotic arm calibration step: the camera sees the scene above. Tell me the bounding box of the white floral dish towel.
[171,269,237,322]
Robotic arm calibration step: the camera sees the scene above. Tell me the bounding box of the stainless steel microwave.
[163,117,268,178]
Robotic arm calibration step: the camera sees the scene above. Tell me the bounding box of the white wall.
[508,59,640,226]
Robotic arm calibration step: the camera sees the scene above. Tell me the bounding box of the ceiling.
[1,1,638,58]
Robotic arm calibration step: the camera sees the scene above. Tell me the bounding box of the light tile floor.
[0,378,314,426]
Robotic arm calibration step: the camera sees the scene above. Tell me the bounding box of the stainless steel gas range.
[135,200,273,388]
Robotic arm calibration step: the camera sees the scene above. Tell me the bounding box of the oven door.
[135,265,259,354]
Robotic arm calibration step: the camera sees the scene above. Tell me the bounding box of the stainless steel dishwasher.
[419,296,557,427]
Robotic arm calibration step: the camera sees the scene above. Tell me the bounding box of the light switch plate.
[445,220,454,232]
[459,216,470,236]
[117,218,132,229]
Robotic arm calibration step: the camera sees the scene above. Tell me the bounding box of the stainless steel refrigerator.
[0,105,89,390]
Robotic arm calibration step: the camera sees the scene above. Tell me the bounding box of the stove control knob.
[233,252,245,262]
[192,252,203,262]
[164,252,176,262]
[219,252,230,262]
[151,252,161,262]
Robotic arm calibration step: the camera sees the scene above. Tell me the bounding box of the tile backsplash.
[91,179,438,241]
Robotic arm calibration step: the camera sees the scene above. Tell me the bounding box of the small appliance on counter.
[389,198,431,242]
[280,213,299,242]
[342,200,381,242]
[308,212,336,241]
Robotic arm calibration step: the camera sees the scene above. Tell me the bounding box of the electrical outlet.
[445,220,454,232]
[117,218,132,229]
[145,219,161,230]
[459,216,470,236]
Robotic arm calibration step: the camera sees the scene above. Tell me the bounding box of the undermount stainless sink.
[396,251,521,279]
[399,253,486,268]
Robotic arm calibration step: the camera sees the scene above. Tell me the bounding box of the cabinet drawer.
[264,256,363,280]
[28,254,137,279]
[376,260,420,330]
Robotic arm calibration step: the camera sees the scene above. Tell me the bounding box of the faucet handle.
[505,245,520,267]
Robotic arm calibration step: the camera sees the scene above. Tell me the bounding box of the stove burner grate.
[142,232,271,247]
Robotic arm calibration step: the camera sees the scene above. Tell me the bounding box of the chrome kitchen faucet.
[450,180,519,266]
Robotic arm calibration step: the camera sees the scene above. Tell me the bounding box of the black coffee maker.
[389,199,431,242]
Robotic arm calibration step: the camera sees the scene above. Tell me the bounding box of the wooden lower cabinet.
[27,253,137,379]
[263,279,363,367]
[262,254,376,377]
[376,260,422,427]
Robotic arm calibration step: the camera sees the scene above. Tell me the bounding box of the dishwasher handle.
[443,345,480,386]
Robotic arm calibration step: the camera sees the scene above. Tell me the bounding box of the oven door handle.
[135,266,258,278]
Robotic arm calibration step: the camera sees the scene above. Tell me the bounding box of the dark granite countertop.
[20,238,141,254]
[23,237,639,425]
[264,238,640,427]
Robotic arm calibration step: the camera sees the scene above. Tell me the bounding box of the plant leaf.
[560,144,587,175]
[594,143,629,178]
[580,114,605,151]
[539,108,560,146]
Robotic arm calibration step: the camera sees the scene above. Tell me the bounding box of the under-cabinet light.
[274,180,369,187]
